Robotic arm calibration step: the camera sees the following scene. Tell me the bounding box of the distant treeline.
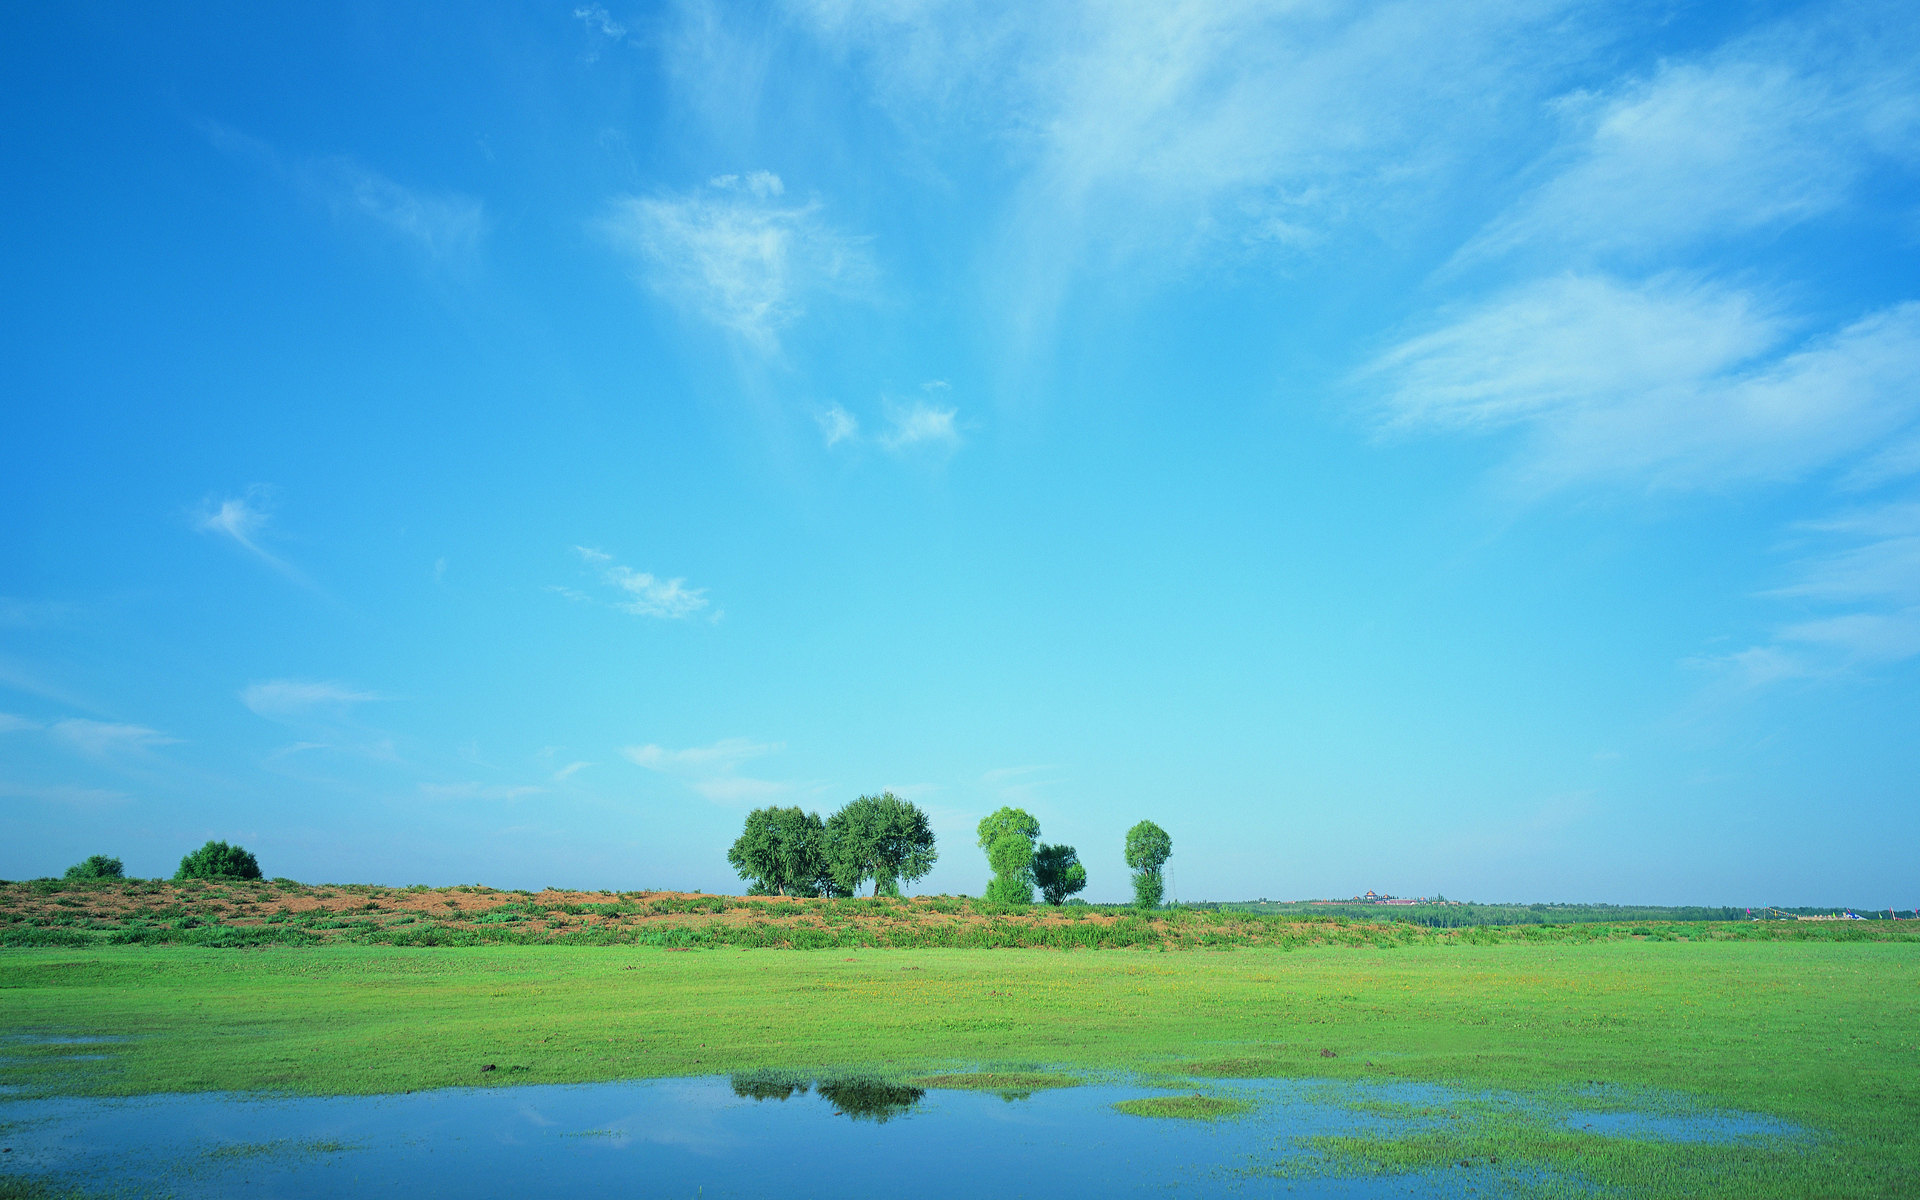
[1207,901,1915,926]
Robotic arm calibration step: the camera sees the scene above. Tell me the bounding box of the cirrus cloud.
[601,171,874,352]
[241,679,384,720]
[622,736,794,805]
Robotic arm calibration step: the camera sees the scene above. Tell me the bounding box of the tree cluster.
[974,811,1173,908]
[59,840,267,883]
[727,793,937,898]
[976,807,1088,906]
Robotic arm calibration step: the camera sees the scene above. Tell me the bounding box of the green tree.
[727,806,835,896]
[825,793,938,896]
[174,840,262,881]
[1123,820,1172,909]
[64,854,124,880]
[976,806,1040,905]
[1032,843,1087,906]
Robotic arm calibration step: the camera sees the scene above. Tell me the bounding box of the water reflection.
[0,1074,1795,1199]
[813,1078,924,1123]
[728,1071,810,1102]
[729,1072,925,1122]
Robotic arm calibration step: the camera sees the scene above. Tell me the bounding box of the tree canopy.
[64,854,124,880]
[174,840,261,881]
[1032,843,1087,906]
[1124,819,1172,908]
[826,792,938,897]
[977,806,1041,904]
[727,806,835,896]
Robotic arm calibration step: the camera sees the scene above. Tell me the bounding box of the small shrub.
[64,854,125,880]
[174,841,262,881]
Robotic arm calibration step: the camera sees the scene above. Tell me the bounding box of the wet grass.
[1262,1089,1812,1199]
[0,940,1914,1196]
[909,1071,1078,1093]
[0,1181,92,1200]
[203,1138,350,1161]
[1114,1094,1252,1120]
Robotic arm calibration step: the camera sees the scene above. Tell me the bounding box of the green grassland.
[3,938,1918,1196]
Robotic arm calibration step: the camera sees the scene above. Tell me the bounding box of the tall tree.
[825,793,938,897]
[1032,843,1087,906]
[727,806,832,896]
[1123,820,1172,909]
[976,806,1040,905]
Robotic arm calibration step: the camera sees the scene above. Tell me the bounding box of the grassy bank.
[2,939,1917,1196]
[4,878,1912,950]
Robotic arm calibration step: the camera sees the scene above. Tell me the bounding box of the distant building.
[1307,891,1440,905]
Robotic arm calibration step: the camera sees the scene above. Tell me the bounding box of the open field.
[4,878,1914,950]
[3,938,1918,1196]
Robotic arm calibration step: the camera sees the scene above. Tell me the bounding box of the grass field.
[3,938,1917,1197]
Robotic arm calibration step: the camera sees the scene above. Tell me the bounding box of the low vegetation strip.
[2,879,1913,951]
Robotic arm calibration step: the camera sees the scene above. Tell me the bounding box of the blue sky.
[3,1,1917,904]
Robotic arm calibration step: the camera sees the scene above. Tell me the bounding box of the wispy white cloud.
[601,171,874,351]
[241,679,383,720]
[1698,499,1920,688]
[1845,433,1920,491]
[552,760,593,782]
[787,0,1595,346]
[204,122,487,265]
[0,780,132,806]
[1456,2,1920,269]
[981,764,1064,806]
[622,736,792,804]
[819,385,965,454]
[195,486,312,584]
[304,158,487,262]
[418,781,547,802]
[573,4,629,42]
[816,405,860,447]
[1461,58,1913,265]
[879,386,962,452]
[0,597,77,629]
[1769,504,1920,603]
[0,655,102,713]
[605,566,710,619]
[1367,278,1920,493]
[48,719,178,757]
[567,546,713,619]
[0,712,43,733]
[625,737,779,771]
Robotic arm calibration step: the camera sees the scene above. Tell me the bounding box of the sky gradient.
[3,1,1917,905]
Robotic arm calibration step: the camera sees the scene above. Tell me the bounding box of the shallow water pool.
[0,1073,1794,1198]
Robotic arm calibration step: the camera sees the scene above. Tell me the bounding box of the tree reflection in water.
[729,1071,810,1101]
[816,1078,925,1123]
[730,1072,924,1122]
